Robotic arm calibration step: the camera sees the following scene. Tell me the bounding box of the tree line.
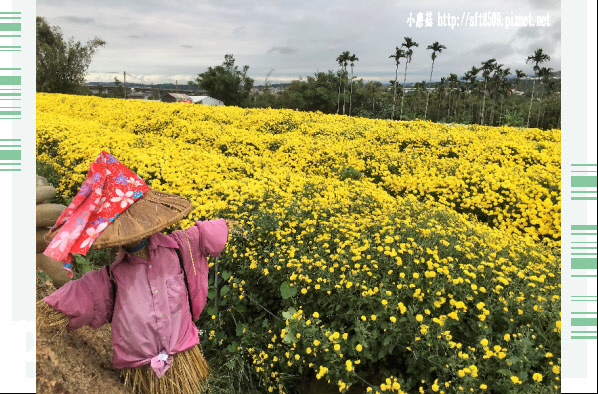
[36,17,560,130]
[188,36,558,129]
[239,40,558,130]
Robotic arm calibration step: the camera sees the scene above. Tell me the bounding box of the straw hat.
[45,189,193,249]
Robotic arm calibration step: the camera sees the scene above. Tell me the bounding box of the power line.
[124,71,148,84]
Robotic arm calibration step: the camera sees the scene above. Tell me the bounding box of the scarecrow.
[37,151,238,393]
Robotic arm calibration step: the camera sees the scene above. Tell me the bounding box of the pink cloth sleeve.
[171,219,228,321]
[194,219,229,257]
[43,266,114,330]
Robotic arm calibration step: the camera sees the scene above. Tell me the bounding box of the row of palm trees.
[335,40,554,128]
[335,51,359,116]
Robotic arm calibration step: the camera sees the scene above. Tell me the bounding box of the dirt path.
[36,272,129,394]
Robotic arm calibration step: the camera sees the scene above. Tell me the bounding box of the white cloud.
[38,0,561,84]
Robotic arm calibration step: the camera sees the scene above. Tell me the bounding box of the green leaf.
[497,369,511,376]
[282,311,293,320]
[282,307,297,320]
[74,255,92,273]
[235,303,246,313]
[283,333,295,343]
[236,325,247,336]
[206,306,217,316]
[224,360,235,370]
[383,336,392,347]
[280,281,297,299]
[222,271,232,280]
[207,289,216,300]
[220,285,230,296]
[227,341,238,353]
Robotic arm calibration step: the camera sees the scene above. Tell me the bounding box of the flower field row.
[37,93,561,393]
[37,93,561,243]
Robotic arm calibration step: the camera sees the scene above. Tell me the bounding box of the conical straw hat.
[45,190,193,249]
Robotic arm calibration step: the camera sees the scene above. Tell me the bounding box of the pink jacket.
[44,219,228,378]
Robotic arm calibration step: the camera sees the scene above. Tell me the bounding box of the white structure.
[188,96,224,106]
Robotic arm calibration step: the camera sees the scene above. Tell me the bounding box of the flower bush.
[37,93,561,393]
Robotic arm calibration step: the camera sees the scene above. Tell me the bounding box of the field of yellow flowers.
[37,93,561,393]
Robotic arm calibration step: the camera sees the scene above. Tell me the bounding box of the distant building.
[161,92,193,103]
[128,89,147,100]
[188,96,224,106]
[507,88,525,97]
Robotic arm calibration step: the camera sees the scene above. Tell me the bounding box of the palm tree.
[424,41,446,120]
[462,66,479,123]
[336,51,350,114]
[335,70,343,114]
[447,73,460,120]
[504,69,525,119]
[542,72,560,129]
[489,63,505,125]
[525,48,550,128]
[514,69,526,90]
[436,76,447,121]
[389,47,406,120]
[479,58,497,125]
[364,80,383,112]
[536,66,554,127]
[496,67,511,125]
[348,53,359,116]
[399,37,419,120]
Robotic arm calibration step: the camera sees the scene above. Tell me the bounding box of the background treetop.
[36,16,106,95]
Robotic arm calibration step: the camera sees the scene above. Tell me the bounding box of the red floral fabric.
[44,151,150,277]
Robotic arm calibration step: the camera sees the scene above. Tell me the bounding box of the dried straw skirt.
[37,300,211,393]
[121,345,210,394]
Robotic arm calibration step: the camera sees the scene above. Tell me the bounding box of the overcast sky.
[37,0,561,85]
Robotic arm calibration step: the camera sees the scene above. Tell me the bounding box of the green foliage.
[336,166,363,181]
[71,248,113,279]
[205,350,266,394]
[196,181,560,393]
[246,73,560,130]
[73,255,94,278]
[251,71,387,118]
[36,269,50,283]
[112,77,125,98]
[242,49,560,130]
[36,160,70,205]
[36,16,106,94]
[192,54,254,106]
[280,281,297,299]
[503,110,526,128]
[36,160,61,188]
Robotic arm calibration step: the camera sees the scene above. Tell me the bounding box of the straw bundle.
[36,299,69,331]
[121,345,211,394]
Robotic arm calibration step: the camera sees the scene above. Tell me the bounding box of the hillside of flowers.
[37,93,561,393]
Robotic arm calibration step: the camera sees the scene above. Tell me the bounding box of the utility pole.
[176,80,178,93]
[124,71,127,99]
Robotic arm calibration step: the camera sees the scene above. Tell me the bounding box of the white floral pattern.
[43,151,150,277]
[111,189,135,208]
[80,222,109,248]
[49,230,80,253]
